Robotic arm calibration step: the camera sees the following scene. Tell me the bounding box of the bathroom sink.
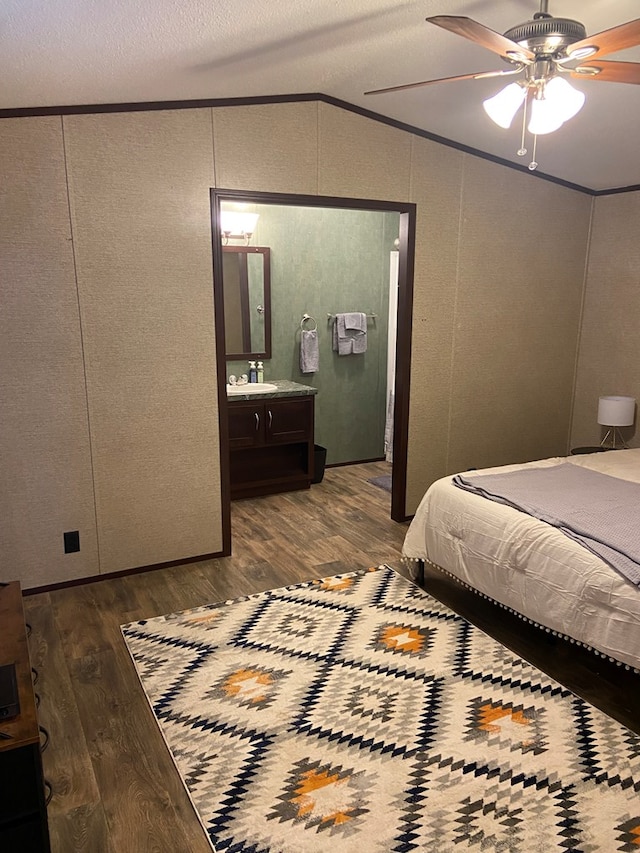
[226,382,278,395]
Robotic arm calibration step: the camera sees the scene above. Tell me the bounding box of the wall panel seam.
[445,153,466,473]
[568,196,597,450]
[60,114,102,575]
[209,108,217,188]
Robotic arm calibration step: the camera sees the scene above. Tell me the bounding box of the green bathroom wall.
[225,204,399,464]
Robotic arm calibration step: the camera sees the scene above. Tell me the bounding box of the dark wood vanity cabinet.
[228,395,314,498]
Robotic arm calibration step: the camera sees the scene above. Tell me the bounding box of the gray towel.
[300,329,319,373]
[332,312,367,355]
[343,312,367,332]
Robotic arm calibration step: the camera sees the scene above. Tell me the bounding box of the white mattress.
[403,448,640,671]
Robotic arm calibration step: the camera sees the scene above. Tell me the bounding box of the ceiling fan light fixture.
[370,6,640,176]
[482,82,526,128]
[528,76,585,134]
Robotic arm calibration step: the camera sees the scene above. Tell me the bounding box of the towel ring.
[300,313,317,331]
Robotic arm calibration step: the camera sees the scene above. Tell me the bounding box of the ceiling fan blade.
[365,68,520,96]
[426,15,535,62]
[567,17,640,60]
[572,60,640,85]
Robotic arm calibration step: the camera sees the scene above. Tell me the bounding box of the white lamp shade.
[528,77,585,135]
[483,82,526,129]
[597,395,636,427]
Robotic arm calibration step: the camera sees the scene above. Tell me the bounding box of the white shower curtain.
[384,390,395,462]
[385,251,399,463]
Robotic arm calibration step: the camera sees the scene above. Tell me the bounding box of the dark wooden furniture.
[0,582,51,851]
[228,395,315,499]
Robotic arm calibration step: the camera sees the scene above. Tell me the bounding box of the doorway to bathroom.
[211,189,416,530]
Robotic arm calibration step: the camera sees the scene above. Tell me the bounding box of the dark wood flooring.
[22,460,639,852]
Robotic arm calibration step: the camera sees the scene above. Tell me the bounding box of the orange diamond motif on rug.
[122,565,640,852]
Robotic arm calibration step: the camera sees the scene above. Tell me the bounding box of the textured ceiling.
[2,0,639,191]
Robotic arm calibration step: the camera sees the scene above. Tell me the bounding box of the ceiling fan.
[365,2,640,171]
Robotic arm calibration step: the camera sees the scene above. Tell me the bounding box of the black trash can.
[312,445,327,484]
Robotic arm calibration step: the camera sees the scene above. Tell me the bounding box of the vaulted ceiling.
[2,0,639,192]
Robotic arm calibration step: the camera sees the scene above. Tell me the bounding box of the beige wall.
[448,159,591,469]
[571,191,640,449]
[1,99,599,588]
[64,109,222,575]
[1,110,224,588]
[405,143,592,510]
[0,117,100,588]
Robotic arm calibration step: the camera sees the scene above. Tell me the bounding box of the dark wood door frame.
[210,189,416,552]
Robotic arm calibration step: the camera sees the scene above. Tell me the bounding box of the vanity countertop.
[226,379,318,402]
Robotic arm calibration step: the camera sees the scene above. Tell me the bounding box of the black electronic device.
[0,663,20,720]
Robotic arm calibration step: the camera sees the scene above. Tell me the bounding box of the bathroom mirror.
[222,246,271,360]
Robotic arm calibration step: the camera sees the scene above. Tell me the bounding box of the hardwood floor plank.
[119,562,220,623]
[68,646,211,853]
[23,597,102,816]
[49,583,120,660]
[47,802,117,853]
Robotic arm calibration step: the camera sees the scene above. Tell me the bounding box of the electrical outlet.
[63,530,80,553]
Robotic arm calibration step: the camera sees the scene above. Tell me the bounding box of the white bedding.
[403,448,640,671]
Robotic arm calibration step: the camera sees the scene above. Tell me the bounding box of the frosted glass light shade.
[483,83,526,129]
[528,97,564,135]
[528,77,585,135]
[597,395,636,427]
[220,211,259,236]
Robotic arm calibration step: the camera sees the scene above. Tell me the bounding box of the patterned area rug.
[121,566,640,852]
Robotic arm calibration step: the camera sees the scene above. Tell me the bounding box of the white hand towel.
[300,329,319,373]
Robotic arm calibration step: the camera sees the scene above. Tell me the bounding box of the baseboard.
[23,549,228,595]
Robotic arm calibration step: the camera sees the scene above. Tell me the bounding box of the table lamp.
[597,395,636,449]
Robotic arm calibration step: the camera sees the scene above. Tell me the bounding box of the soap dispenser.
[256,361,264,383]
[248,361,257,383]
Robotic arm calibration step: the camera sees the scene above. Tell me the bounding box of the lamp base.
[600,427,629,449]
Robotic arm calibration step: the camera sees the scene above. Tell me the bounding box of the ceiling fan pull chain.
[517,95,528,157]
[529,135,539,171]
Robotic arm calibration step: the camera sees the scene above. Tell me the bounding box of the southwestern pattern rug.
[121,566,640,852]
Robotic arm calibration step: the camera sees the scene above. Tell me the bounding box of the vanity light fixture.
[220,211,260,245]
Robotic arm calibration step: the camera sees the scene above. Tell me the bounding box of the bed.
[403,448,640,672]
